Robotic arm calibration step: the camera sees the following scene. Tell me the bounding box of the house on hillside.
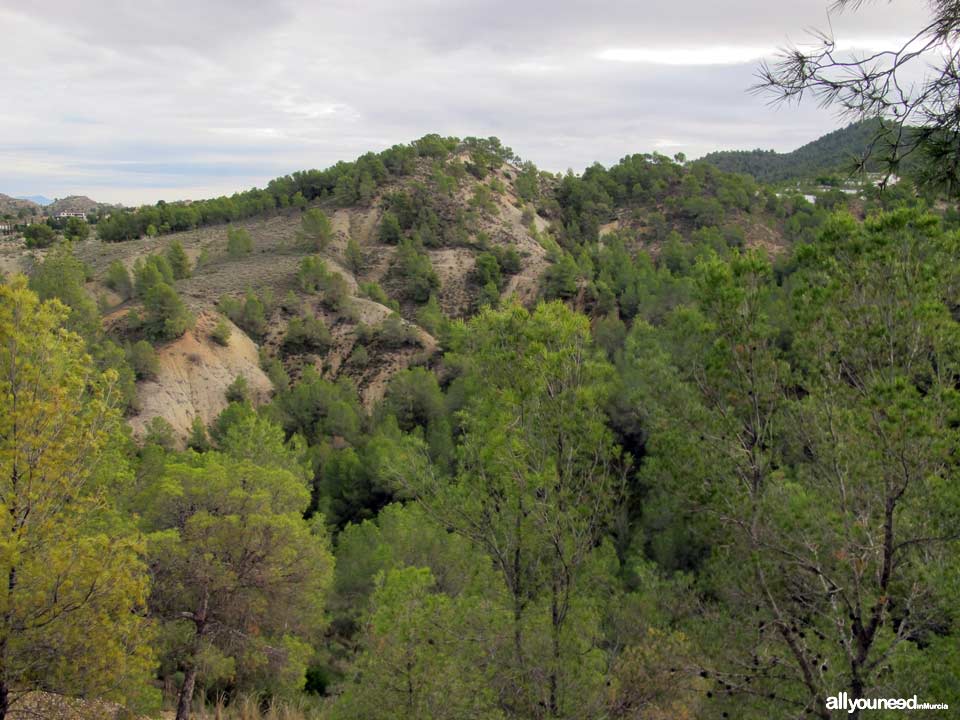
[0,222,13,234]
[55,211,88,220]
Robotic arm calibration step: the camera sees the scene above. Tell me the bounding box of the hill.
[0,193,42,219]
[700,119,918,183]
[47,195,104,214]
[6,134,846,442]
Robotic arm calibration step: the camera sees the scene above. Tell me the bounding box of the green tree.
[64,216,90,242]
[0,278,156,718]
[394,302,625,717]
[331,567,504,720]
[105,260,134,299]
[226,227,253,258]
[137,415,334,720]
[299,209,333,251]
[23,223,56,248]
[345,237,364,273]
[166,239,191,279]
[143,282,193,341]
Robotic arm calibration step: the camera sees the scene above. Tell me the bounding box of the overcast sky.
[0,0,928,205]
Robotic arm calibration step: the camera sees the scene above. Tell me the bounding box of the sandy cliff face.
[127,312,272,444]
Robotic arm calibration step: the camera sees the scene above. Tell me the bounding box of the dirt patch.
[128,312,272,445]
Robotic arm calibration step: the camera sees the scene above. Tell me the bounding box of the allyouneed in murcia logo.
[826,692,949,713]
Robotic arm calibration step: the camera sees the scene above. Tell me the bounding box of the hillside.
[47,195,103,214]
[7,134,841,442]
[4,131,957,720]
[700,119,919,183]
[0,193,42,219]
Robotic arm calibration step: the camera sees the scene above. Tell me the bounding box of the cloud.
[0,0,929,204]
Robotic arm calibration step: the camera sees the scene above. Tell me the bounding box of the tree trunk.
[175,590,209,720]
[0,682,8,720]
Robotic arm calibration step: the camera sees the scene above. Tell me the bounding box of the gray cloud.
[0,0,928,204]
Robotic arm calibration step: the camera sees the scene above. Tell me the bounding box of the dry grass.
[176,693,326,720]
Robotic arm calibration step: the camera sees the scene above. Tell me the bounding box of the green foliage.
[345,237,364,273]
[133,254,174,297]
[225,374,249,403]
[0,278,157,711]
[166,239,191,279]
[187,415,210,452]
[64,216,90,242]
[142,281,193,341]
[134,414,334,712]
[226,226,253,258]
[105,260,133,299]
[127,339,159,379]
[218,289,270,339]
[393,239,439,303]
[283,314,332,354]
[378,210,403,244]
[23,222,56,248]
[297,256,349,309]
[210,316,232,346]
[299,208,333,250]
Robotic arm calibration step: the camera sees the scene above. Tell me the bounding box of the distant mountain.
[16,195,52,206]
[701,120,917,184]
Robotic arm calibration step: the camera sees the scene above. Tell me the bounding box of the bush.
[299,209,333,250]
[348,343,369,367]
[218,290,268,339]
[283,315,332,353]
[376,314,421,349]
[187,416,210,452]
[23,223,57,248]
[133,254,174,297]
[378,211,403,244]
[297,256,350,309]
[166,239,191,279]
[104,260,133,299]
[127,340,159,380]
[225,374,249,403]
[210,316,232,346]
[142,282,194,341]
[394,240,439,303]
[226,227,253,258]
[345,237,364,273]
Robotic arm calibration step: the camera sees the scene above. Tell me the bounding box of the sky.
[0,0,928,205]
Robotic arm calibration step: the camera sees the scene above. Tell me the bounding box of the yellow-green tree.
[136,413,334,720]
[0,277,156,718]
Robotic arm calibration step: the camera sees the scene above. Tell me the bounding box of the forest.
[1,121,957,720]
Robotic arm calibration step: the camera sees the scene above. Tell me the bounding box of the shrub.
[187,416,210,452]
[345,237,364,273]
[394,240,439,303]
[378,211,403,244]
[225,374,249,403]
[133,254,174,297]
[348,343,369,367]
[218,290,268,339]
[210,316,232,346]
[299,209,333,250]
[142,282,194,341]
[283,315,332,353]
[23,223,56,248]
[127,340,159,380]
[376,313,421,349]
[297,256,349,309]
[226,227,253,258]
[166,239,191,279]
[104,260,133,299]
